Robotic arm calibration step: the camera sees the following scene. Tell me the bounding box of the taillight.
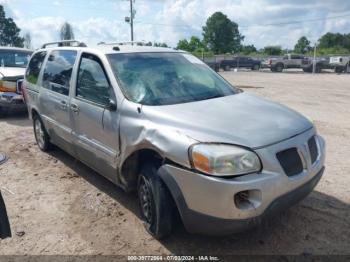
[268,59,272,65]
[20,81,26,102]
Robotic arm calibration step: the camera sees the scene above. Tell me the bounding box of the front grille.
[16,79,23,94]
[276,148,303,176]
[308,136,318,164]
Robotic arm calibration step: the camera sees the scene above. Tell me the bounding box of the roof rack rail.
[98,41,146,46]
[41,40,87,48]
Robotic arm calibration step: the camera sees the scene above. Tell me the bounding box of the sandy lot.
[0,70,349,256]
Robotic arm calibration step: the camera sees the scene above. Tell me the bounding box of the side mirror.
[106,99,117,111]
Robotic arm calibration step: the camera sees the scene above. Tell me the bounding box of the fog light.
[234,190,262,210]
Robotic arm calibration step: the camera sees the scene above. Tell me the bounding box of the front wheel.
[252,64,260,71]
[33,115,52,152]
[137,164,174,239]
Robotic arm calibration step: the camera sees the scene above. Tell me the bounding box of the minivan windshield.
[108,52,237,105]
[0,50,32,68]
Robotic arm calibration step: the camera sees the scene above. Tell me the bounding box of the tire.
[137,163,174,239]
[315,66,322,73]
[33,114,52,152]
[346,63,350,73]
[0,107,8,117]
[252,64,260,71]
[335,67,344,74]
[224,65,230,71]
[270,67,276,72]
[275,63,284,72]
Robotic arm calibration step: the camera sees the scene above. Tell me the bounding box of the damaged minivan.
[24,41,325,238]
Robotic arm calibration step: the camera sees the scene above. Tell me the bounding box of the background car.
[0,47,32,116]
[220,56,261,71]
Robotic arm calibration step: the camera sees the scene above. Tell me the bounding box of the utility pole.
[313,41,319,74]
[130,0,134,42]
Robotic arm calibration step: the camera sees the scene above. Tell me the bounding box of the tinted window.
[76,53,110,105]
[0,50,32,68]
[291,55,302,59]
[26,51,46,84]
[42,50,77,96]
[108,52,237,105]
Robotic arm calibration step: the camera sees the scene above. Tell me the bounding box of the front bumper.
[0,92,26,111]
[159,128,325,235]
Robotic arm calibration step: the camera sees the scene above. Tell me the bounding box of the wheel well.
[31,108,39,119]
[120,149,164,191]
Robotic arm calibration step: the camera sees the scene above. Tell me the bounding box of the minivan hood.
[142,92,313,149]
[0,67,25,78]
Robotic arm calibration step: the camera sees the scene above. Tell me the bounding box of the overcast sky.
[1,0,350,49]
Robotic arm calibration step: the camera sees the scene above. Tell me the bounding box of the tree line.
[1,4,350,56]
[176,11,350,56]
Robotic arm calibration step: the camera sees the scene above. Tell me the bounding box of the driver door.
[70,52,120,182]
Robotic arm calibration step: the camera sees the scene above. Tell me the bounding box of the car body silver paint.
[161,130,325,219]
[24,45,326,223]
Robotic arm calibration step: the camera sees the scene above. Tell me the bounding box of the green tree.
[176,39,190,51]
[0,5,24,47]
[294,36,312,54]
[240,44,257,55]
[262,45,282,55]
[317,32,350,53]
[60,22,75,41]
[176,36,204,52]
[202,12,244,54]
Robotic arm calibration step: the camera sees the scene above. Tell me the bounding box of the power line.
[239,12,350,28]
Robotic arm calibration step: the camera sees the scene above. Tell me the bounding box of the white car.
[0,47,32,116]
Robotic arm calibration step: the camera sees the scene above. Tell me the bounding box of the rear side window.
[42,50,77,96]
[76,53,111,105]
[25,51,46,84]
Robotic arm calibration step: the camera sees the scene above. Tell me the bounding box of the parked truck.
[266,54,304,72]
[220,56,261,71]
[329,56,350,73]
[301,56,333,73]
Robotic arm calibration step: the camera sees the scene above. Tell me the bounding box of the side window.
[25,51,47,85]
[76,53,111,105]
[42,50,77,96]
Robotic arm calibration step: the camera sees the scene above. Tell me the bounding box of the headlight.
[190,144,261,177]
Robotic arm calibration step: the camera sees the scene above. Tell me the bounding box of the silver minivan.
[24,41,325,238]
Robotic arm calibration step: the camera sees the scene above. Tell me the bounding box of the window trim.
[41,50,77,97]
[75,52,114,108]
[25,51,47,85]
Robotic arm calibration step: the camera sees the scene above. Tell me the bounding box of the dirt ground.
[0,70,349,256]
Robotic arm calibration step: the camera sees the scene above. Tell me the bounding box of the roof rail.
[41,40,87,48]
[98,41,147,46]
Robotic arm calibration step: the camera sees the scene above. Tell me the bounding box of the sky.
[1,0,350,49]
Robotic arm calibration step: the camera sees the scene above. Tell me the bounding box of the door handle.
[60,100,67,109]
[70,103,79,113]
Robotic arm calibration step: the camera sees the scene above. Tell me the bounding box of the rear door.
[39,50,77,155]
[70,52,120,182]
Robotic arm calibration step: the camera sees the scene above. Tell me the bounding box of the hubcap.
[139,177,153,223]
[34,119,45,149]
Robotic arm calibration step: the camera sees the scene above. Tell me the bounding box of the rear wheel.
[252,64,260,71]
[224,65,230,71]
[275,63,284,72]
[137,163,174,239]
[33,115,52,152]
[335,66,344,73]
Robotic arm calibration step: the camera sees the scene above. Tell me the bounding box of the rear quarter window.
[42,50,77,96]
[25,51,47,85]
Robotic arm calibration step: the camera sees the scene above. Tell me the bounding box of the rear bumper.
[0,92,26,111]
